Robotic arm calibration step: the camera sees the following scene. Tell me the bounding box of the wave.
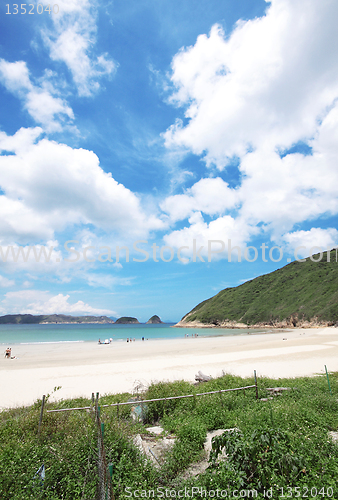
[18,340,85,345]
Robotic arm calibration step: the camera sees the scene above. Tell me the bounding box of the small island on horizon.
[114,316,140,324]
[0,314,115,325]
[0,313,166,325]
[146,315,163,324]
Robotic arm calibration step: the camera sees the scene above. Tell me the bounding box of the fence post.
[95,400,114,500]
[325,365,332,396]
[254,370,259,400]
[108,463,113,481]
[38,395,45,436]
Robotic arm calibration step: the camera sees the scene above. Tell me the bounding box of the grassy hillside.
[181,249,338,326]
[1,374,337,499]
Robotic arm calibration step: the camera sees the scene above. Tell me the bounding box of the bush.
[209,428,306,491]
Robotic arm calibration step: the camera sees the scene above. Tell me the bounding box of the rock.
[195,370,212,382]
[181,428,240,480]
[146,426,164,435]
[266,387,291,396]
[329,431,338,444]
[204,429,227,455]
[146,315,163,324]
[115,316,139,324]
[132,433,175,467]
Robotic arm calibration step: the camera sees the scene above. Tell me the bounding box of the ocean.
[0,323,262,345]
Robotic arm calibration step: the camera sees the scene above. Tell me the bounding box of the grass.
[0,373,337,499]
[181,249,338,325]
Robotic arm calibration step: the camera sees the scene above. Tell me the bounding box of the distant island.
[175,249,338,329]
[0,314,115,324]
[114,316,140,324]
[146,315,163,324]
[0,313,165,325]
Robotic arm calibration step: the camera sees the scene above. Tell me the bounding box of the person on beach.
[5,347,11,358]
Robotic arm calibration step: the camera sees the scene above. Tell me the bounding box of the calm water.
[0,323,263,345]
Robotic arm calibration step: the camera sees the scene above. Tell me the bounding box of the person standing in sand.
[5,347,11,358]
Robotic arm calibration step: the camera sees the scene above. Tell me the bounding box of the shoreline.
[174,320,337,328]
[1,327,338,410]
[0,329,276,346]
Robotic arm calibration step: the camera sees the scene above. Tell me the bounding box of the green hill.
[115,316,139,324]
[146,315,163,324]
[178,249,338,327]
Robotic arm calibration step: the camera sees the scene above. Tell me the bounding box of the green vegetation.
[181,249,338,325]
[1,373,337,499]
[146,315,163,324]
[115,317,140,324]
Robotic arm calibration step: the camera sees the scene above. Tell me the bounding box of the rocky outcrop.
[146,315,163,324]
[174,315,248,328]
[175,314,336,329]
[115,316,139,324]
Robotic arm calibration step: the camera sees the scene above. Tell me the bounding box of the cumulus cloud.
[165,0,338,166]
[0,59,74,132]
[0,290,115,316]
[42,0,117,96]
[282,228,338,258]
[163,212,257,261]
[162,0,338,256]
[161,177,239,222]
[0,128,164,244]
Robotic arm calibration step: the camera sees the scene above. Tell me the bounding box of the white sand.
[1,327,338,409]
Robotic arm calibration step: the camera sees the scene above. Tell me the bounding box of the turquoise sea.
[0,323,263,345]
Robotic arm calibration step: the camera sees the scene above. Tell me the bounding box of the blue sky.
[0,0,338,322]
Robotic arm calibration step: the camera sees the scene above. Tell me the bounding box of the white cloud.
[0,59,74,132]
[162,0,338,255]
[165,0,338,167]
[282,228,338,258]
[161,177,238,222]
[42,0,117,96]
[0,290,115,316]
[0,275,15,288]
[0,128,164,244]
[163,212,256,261]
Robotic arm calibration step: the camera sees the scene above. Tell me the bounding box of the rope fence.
[40,372,260,499]
[46,383,257,414]
[36,367,335,500]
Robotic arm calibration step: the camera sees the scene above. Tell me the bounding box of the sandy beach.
[1,327,338,409]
